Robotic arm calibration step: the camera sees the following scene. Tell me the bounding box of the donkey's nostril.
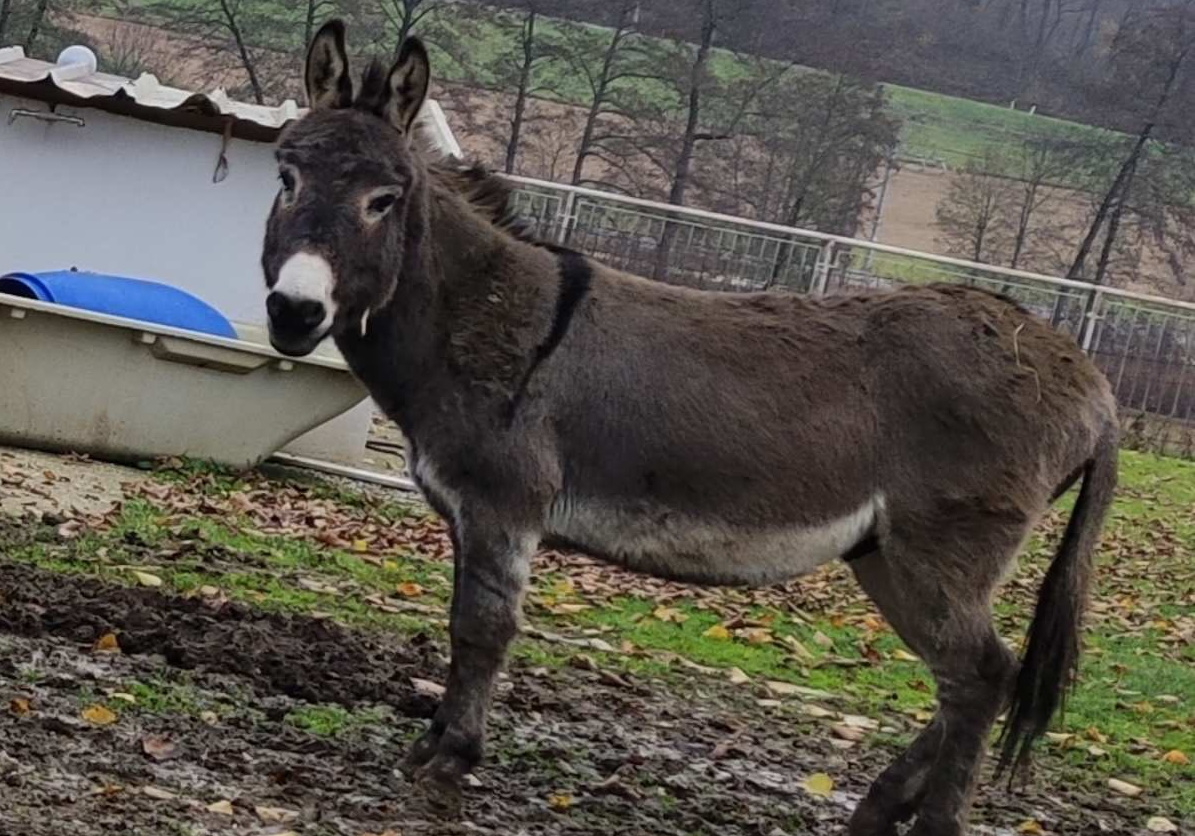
[267,292,326,331]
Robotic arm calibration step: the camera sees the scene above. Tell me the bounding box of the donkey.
[261,21,1119,836]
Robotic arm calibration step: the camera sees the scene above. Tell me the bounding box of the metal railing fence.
[504,174,1195,458]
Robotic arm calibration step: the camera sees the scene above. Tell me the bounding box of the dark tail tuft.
[996,430,1118,779]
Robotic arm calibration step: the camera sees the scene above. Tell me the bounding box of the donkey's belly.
[545,496,881,586]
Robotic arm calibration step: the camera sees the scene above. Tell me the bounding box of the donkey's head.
[262,20,430,357]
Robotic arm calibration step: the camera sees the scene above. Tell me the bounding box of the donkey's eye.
[278,168,298,200]
[368,193,397,215]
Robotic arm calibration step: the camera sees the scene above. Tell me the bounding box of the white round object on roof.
[56,45,98,74]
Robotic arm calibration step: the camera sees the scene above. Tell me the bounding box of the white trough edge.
[0,293,349,372]
[269,452,421,495]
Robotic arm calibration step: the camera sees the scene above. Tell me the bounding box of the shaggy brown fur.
[259,22,1120,836]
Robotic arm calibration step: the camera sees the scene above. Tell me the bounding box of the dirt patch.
[0,562,441,716]
[0,447,150,519]
[0,562,1153,836]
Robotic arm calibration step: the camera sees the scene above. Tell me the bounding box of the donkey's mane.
[428,160,556,249]
[354,58,392,117]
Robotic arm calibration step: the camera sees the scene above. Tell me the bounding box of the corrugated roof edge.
[0,44,461,154]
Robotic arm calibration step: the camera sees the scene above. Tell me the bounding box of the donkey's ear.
[381,37,430,133]
[305,19,352,110]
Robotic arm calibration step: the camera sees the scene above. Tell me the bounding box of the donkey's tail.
[996,428,1119,778]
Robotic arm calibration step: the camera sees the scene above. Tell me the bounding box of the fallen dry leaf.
[548,792,575,811]
[813,631,835,649]
[1107,778,1143,797]
[831,724,867,742]
[652,606,688,624]
[206,799,235,815]
[141,736,177,762]
[255,805,298,824]
[703,623,731,640]
[1161,749,1189,765]
[411,678,446,699]
[727,667,751,685]
[1147,816,1178,833]
[82,704,118,726]
[892,648,919,662]
[802,772,834,797]
[9,697,31,716]
[141,785,178,801]
[396,581,425,598]
[764,680,805,697]
[93,633,121,654]
[738,627,775,645]
[132,571,163,588]
[1018,820,1045,835]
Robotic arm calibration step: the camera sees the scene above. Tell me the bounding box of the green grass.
[2,448,1192,813]
[285,703,394,736]
[97,1,1114,171]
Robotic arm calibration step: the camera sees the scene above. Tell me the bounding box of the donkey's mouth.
[268,326,328,358]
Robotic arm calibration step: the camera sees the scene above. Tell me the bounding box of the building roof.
[0,44,461,154]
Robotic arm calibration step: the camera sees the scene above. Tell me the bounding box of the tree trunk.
[1077,0,1102,57]
[572,5,635,185]
[392,1,416,55]
[220,0,265,104]
[23,0,51,52]
[1066,131,1148,280]
[1092,164,1136,287]
[1068,39,1187,281]
[653,0,717,281]
[1010,179,1038,269]
[305,0,318,50]
[0,0,14,45]
[504,9,537,175]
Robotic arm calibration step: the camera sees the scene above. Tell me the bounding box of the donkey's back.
[536,273,1114,589]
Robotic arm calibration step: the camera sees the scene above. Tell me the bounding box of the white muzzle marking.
[274,251,338,336]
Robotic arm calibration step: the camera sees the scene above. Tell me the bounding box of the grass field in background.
[104,1,1113,169]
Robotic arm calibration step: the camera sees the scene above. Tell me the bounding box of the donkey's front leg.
[406,519,534,804]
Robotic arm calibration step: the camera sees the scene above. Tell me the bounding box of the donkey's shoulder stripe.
[505,248,593,421]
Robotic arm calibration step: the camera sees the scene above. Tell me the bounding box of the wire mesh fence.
[505,176,1195,459]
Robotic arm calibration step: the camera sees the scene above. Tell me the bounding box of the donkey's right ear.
[305,19,353,110]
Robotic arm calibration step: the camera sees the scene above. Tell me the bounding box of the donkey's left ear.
[382,37,430,134]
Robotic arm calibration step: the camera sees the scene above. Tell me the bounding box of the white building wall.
[0,92,277,323]
[0,92,374,463]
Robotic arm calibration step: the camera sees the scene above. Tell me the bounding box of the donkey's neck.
[335,184,558,438]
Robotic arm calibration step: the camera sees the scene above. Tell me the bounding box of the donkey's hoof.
[412,757,466,818]
[847,805,903,836]
[906,818,963,836]
[402,729,442,776]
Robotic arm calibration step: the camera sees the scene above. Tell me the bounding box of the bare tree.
[505,3,549,173]
[0,0,14,45]
[1068,3,1195,287]
[558,0,649,184]
[1006,135,1071,268]
[144,0,284,103]
[650,0,725,279]
[23,0,52,52]
[377,0,449,54]
[303,0,337,48]
[936,152,1015,263]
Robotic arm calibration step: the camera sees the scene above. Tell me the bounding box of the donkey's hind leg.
[846,521,1023,836]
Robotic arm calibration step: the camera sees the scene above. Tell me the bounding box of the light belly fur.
[546,495,883,585]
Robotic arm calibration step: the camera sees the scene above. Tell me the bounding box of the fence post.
[555,189,577,245]
[1080,289,1104,353]
[812,241,836,296]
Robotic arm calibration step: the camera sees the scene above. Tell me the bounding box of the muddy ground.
[0,558,1156,836]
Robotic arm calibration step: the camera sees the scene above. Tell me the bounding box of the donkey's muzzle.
[266,291,328,357]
